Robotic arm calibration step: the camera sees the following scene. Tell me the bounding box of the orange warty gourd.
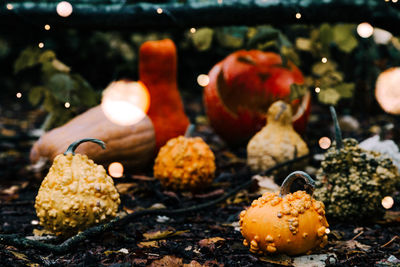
[153,135,216,191]
[240,171,329,256]
[139,39,190,150]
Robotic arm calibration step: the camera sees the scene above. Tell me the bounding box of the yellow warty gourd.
[247,101,309,172]
[35,139,120,236]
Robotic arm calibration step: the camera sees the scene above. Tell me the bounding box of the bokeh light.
[197,74,210,87]
[382,196,394,209]
[6,3,13,10]
[57,1,73,17]
[295,12,301,19]
[38,42,44,48]
[321,57,328,63]
[101,80,150,126]
[44,24,51,31]
[357,22,374,38]
[108,162,124,178]
[315,87,321,93]
[64,102,70,108]
[375,67,400,114]
[190,28,196,33]
[16,92,22,99]
[156,8,163,14]
[319,137,331,149]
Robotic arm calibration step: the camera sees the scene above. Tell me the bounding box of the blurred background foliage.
[1,22,400,129]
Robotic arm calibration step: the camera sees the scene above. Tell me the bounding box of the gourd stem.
[330,106,343,150]
[279,171,315,197]
[184,124,196,137]
[64,138,106,156]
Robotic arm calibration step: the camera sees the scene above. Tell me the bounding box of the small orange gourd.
[153,134,216,191]
[240,171,329,256]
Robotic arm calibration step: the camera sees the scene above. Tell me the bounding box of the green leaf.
[43,92,58,113]
[46,73,75,102]
[247,26,280,49]
[333,24,358,53]
[71,74,99,107]
[312,61,337,76]
[280,46,300,66]
[290,84,308,101]
[215,26,247,49]
[334,82,355,98]
[191,27,214,51]
[318,88,341,105]
[38,50,56,63]
[296,38,312,51]
[14,47,42,74]
[319,23,334,53]
[28,86,46,106]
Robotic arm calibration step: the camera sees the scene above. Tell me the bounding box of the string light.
[197,74,210,87]
[108,162,124,178]
[295,12,302,19]
[64,102,70,108]
[38,42,44,48]
[57,1,73,17]
[321,57,328,63]
[6,3,13,10]
[319,137,331,149]
[156,8,163,14]
[190,28,196,33]
[315,87,321,93]
[393,0,398,3]
[16,92,22,98]
[44,24,51,31]
[381,196,394,209]
[357,22,374,38]
[325,228,331,234]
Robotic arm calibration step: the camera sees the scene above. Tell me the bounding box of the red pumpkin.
[203,50,310,146]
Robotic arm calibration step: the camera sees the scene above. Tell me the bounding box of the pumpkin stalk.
[184,124,196,137]
[329,106,343,150]
[279,171,315,197]
[64,138,106,156]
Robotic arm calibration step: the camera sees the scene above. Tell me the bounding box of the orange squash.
[139,39,190,150]
[240,171,329,256]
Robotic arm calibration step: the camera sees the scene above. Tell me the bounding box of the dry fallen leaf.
[333,239,371,253]
[115,182,137,194]
[226,190,249,205]
[199,237,225,252]
[252,174,280,195]
[149,255,183,267]
[137,240,166,248]
[143,230,189,240]
[259,254,293,266]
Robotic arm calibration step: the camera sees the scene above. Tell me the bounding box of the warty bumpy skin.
[247,101,309,172]
[35,153,120,236]
[240,191,329,256]
[153,136,216,191]
[314,138,399,220]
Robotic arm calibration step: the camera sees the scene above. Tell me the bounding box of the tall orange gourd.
[139,39,190,150]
